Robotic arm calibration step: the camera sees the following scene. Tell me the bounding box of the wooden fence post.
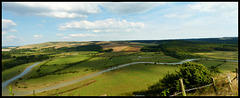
[179,78,186,96]
[227,73,233,92]
[211,77,218,95]
[236,68,238,83]
[33,90,35,96]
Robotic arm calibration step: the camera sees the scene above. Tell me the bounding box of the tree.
[134,62,212,96]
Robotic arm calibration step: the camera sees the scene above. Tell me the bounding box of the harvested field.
[95,41,111,45]
[124,46,143,52]
[104,46,129,52]
[101,42,130,52]
[16,42,93,49]
[2,49,11,51]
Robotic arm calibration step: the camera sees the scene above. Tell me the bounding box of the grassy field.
[4,50,238,96]
[218,62,238,73]
[2,62,37,82]
[10,51,181,92]
[130,52,181,63]
[193,51,238,60]
[193,59,238,73]
[2,58,15,63]
[193,60,225,68]
[10,52,93,89]
[33,64,180,96]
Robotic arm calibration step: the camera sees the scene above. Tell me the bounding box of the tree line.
[140,40,238,60]
[2,54,50,71]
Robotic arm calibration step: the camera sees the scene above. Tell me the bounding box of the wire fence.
[169,71,238,97]
[169,83,213,97]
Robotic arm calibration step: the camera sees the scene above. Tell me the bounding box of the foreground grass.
[33,64,179,96]
[194,59,238,73]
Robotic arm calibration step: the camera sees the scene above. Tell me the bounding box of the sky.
[2,2,238,46]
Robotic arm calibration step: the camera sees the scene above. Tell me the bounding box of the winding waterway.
[1,58,237,96]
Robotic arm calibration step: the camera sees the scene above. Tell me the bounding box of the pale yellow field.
[124,46,143,52]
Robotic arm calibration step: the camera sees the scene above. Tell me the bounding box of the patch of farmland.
[34,63,179,96]
[193,51,238,60]
[2,49,11,51]
[124,46,143,52]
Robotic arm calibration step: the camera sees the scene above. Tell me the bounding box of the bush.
[209,66,221,73]
[134,62,213,96]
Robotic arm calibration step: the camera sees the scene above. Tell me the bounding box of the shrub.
[134,62,213,96]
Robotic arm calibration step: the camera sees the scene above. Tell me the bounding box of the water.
[2,62,41,96]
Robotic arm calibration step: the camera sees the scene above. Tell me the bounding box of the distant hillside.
[12,37,237,52]
[130,37,238,44]
[16,41,94,50]
[2,46,19,48]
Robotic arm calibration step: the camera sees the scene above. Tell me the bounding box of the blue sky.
[2,2,238,46]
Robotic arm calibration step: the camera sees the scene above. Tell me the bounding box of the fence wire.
[169,83,213,97]
[170,75,238,97]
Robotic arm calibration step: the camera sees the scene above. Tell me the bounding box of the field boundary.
[47,80,97,96]
[170,69,238,96]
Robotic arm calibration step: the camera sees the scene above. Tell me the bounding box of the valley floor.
[2,51,238,96]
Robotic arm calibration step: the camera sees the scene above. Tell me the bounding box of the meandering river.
[1,58,237,96]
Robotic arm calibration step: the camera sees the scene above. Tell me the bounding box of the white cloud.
[41,20,47,23]
[2,2,164,19]
[164,14,191,18]
[2,19,17,29]
[2,31,8,34]
[2,19,17,34]
[9,29,17,32]
[4,35,23,42]
[187,2,238,13]
[33,35,43,38]
[187,2,238,24]
[63,37,71,39]
[2,2,101,19]
[56,33,64,36]
[6,35,17,39]
[58,18,145,33]
[100,2,164,14]
[69,34,95,37]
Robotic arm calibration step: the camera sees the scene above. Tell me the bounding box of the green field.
[34,64,179,96]
[2,40,238,96]
[2,62,37,82]
[193,60,225,68]
[2,58,15,63]
[218,62,238,73]
[10,51,181,91]
[193,51,238,60]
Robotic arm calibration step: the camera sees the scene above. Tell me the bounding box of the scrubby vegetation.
[140,40,238,60]
[98,48,113,53]
[2,52,11,59]
[133,62,213,96]
[57,44,102,52]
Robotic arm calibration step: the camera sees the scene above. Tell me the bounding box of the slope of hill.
[16,41,94,50]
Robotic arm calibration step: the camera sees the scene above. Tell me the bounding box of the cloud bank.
[58,18,144,33]
[2,2,162,19]
[2,2,101,19]
[2,19,17,34]
[99,2,163,14]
